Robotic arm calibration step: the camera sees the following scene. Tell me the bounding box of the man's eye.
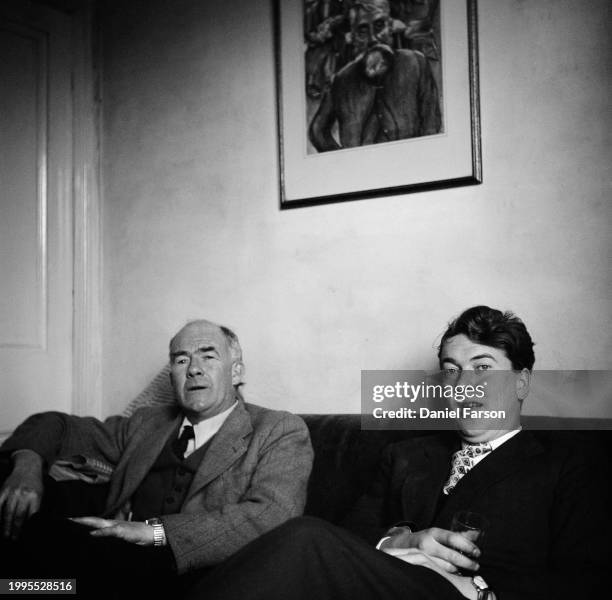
[475,364,491,371]
[374,19,385,32]
[444,368,459,377]
[174,357,188,365]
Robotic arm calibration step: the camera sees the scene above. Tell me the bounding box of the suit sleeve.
[161,413,313,574]
[0,411,139,468]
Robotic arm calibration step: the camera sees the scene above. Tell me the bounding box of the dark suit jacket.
[1,401,313,574]
[344,431,608,599]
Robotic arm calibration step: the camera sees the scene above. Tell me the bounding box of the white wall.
[100,0,611,416]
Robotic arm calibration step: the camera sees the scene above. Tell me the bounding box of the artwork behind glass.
[304,0,443,154]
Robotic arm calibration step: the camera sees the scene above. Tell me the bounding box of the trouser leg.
[1,514,176,599]
[184,517,464,600]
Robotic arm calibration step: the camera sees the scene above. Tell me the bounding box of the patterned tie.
[172,425,195,459]
[442,442,492,495]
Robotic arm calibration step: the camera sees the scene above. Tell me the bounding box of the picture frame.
[275,0,482,208]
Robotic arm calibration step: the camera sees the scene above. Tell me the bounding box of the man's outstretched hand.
[0,450,44,540]
[71,517,157,546]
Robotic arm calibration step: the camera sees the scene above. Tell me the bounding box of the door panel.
[0,4,73,438]
[0,23,47,348]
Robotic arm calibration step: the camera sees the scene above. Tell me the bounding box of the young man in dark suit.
[185,306,607,600]
[0,320,313,597]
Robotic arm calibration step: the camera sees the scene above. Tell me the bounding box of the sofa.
[20,393,611,524]
[9,362,610,533]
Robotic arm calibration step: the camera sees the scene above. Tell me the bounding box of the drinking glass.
[451,510,489,574]
[451,510,489,545]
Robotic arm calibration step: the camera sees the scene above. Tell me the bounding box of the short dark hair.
[438,306,535,370]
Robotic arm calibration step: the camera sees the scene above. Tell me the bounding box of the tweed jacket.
[1,401,313,574]
[345,431,607,599]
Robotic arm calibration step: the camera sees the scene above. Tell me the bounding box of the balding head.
[170,320,243,375]
[169,320,244,422]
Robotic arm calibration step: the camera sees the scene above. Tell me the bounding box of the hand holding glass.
[451,510,489,575]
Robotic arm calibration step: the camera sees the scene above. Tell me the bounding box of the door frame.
[72,1,102,418]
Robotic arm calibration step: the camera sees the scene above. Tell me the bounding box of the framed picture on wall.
[275,0,482,208]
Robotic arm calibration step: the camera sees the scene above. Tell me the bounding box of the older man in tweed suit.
[0,319,312,597]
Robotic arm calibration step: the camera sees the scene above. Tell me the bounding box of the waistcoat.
[131,427,212,520]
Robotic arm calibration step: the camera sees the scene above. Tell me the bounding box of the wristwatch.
[471,575,492,600]
[145,517,166,547]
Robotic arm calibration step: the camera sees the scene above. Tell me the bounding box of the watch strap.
[145,518,166,547]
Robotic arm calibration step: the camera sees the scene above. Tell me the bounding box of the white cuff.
[376,536,392,550]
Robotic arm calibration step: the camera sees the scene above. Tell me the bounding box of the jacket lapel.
[185,401,252,502]
[105,409,180,515]
[437,431,545,520]
[401,435,458,529]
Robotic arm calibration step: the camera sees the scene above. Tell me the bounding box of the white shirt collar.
[179,401,238,458]
[461,428,522,451]
[488,428,522,450]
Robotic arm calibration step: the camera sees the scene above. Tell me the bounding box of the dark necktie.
[172,425,195,459]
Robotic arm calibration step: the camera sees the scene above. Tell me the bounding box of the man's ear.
[516,368,531,401]
[231,361,244,386]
